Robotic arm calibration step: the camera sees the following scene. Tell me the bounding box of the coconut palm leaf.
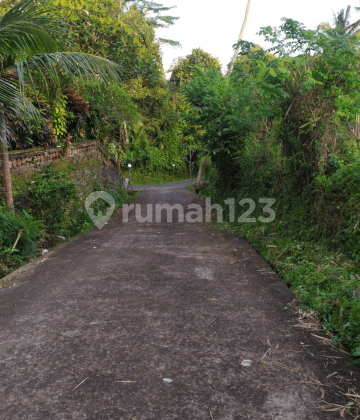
[0,79,39,119]
[0,0,57,60]
[16,52,123,94]
[0,0,128,211]
[332,6,351,30]
[319,6,360,35]
[0,78,42,145]
[0,0,123,133]
[345,18,360,35]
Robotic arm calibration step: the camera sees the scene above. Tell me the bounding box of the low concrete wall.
[2,142,99,172]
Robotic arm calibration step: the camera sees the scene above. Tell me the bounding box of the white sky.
[156,0,360,74]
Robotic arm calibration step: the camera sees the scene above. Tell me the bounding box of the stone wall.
[2,141,99,172]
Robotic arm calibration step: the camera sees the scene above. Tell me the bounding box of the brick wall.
[1,141,99,172]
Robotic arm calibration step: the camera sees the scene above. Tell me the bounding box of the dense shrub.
[186,20,360,362]
[24,167,79,235]
[315,162,360,259]
[0,207,44,277]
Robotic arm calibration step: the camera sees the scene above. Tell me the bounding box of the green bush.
[21,166,79,235]
[19,165,129,237]
[0,207,44,276]
[315,162,360,259]
[123,138,167,170]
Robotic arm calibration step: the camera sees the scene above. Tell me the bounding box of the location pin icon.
[85,191,115,229]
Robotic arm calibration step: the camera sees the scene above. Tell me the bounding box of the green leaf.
[351,347,360,357]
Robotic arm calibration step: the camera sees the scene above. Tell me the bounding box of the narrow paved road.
[132,179,195,190]
[0,184,359,420]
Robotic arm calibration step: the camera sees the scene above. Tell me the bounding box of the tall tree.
[169,48,222,88]
[0,0,122,211]
[228,0,252,74]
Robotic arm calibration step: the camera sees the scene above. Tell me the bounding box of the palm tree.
[332,6,352,30]
[0,0,123,211]
[228,0,252,74]
[319,5,360,35]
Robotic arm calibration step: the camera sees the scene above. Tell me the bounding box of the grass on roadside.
[199,182,360,365]
[210,217,360,364]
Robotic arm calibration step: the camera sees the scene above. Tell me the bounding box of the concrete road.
[0,184,359,420]
[132,180,195,191]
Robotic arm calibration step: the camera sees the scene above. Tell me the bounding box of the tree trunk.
[123,121,129,151]
[228,0,252,74]
[0,120,14,212]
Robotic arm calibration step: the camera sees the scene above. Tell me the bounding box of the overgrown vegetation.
[0,0,195,176]
[0,207,44,276]
[183,19,360,363]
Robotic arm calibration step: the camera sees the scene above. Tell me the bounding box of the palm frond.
[31,52,122,82]
[332,6,352,29]
[0,25,57,60]
[0,0,47,26]
[0,0,57,62]
[345,18,360,34]
[16,52,124,94]
[0,0,125,146]
[345,5,352,21]
[0,78,42,143]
